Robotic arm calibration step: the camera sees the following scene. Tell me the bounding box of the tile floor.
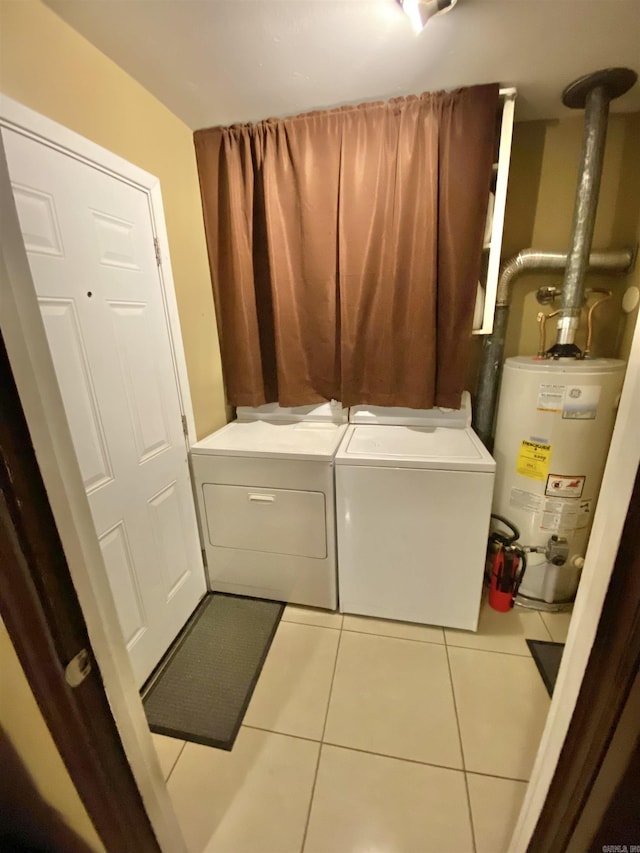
[154,600,569,853]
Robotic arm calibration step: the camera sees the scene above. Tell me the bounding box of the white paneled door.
[2,128,206,686]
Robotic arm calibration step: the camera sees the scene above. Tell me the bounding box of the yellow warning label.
[516,440,552,482]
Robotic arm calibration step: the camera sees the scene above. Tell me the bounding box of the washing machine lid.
[336,424,495,471]
[349,391,471,428]
[191,419,348,461]
[236,400,347,424]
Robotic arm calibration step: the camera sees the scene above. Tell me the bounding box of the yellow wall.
[612,112,640,363]
[0,0,226,438]
[0,622,104,851]
[500,111,640,363]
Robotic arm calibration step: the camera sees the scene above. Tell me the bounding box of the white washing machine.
[335,394,496,630]
[190,402,348,609]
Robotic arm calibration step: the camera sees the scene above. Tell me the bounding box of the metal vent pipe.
[550,67,638,356]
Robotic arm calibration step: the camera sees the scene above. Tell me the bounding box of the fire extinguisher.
[486,514,527,612]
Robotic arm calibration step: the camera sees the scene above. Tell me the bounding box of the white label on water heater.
[536,383,602,419]
[537,384,566,413]
[510,488,545,513]
[541,497,581,533]
[562,385,601,420]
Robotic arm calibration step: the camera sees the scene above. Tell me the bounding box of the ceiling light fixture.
[397,0,458,33]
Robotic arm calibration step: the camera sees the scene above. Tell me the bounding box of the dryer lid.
[349,391,471,428]
[236,400,347,424]
[191,419,348,461]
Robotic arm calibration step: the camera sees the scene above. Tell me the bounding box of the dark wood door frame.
[529,462,640,851]
[578,669,640,851]
[0,332,161,853]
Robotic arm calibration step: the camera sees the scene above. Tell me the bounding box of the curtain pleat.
[263,117,343,404]
[194,83,499,410]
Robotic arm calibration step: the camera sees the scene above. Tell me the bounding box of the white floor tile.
[168,728,319,853]
[282,604,343,629]
[324,631,462,768]
[540,609,573,643]
[449,647,550,780]
[151,732,184,780]
[304,745,473,853]
[467,773,528,853]
[445,600,549,656]
[343,613,445,644]
[243,621,340,740]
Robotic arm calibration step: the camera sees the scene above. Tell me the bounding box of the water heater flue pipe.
[551,68,638,356]
[474,247,634,449]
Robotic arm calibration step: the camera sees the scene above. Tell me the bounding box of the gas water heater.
[491,357,624,607]
[477,68,638,610]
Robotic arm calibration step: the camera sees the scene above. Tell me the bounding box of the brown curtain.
[195,83,499,409]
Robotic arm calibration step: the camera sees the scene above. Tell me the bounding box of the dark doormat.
[142,592,284,751]
[526,639,565,697]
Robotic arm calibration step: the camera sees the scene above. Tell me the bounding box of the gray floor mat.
[143,593,284,750]
[526,638,565,697]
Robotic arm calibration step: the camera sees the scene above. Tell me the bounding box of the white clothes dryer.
[335,394,495,630]
[191,402,348,609]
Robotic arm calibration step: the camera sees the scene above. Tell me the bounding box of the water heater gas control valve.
[545,535,570,566]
